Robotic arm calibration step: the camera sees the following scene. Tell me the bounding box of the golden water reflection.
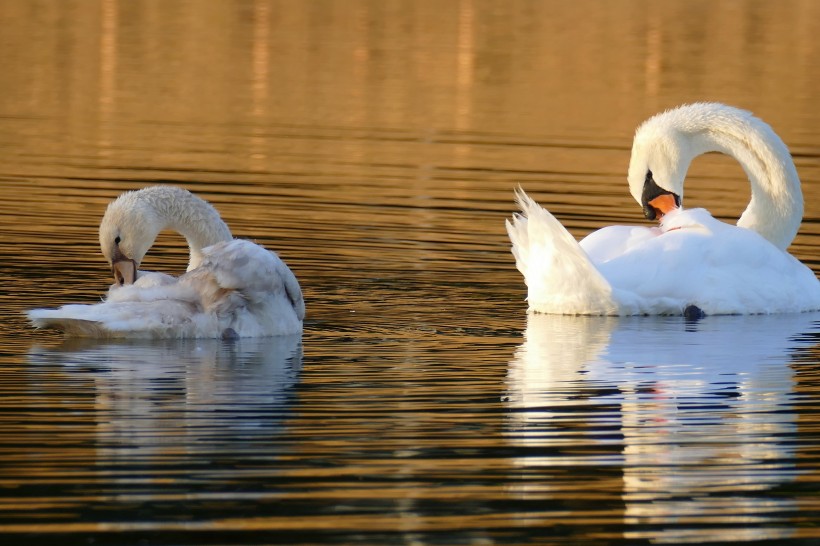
[508,314,819,543]
[2,0,820,543]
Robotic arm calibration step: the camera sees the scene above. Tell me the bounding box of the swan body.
[28,186,305,338]
[506,103,820,316]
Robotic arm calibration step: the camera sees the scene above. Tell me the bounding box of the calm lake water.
[2,1,820,544]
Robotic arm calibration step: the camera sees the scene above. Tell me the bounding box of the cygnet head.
[99,190,163,285]
[627,105,704,221]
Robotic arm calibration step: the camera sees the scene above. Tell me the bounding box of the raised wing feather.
[186,239,305,319]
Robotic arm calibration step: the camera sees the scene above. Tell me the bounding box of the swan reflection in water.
[506,313,820,542]
[27,335,303,457]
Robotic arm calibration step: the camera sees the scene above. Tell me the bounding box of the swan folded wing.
[697,223,820,313]
[506,188,618,315]
[593,210,820,314]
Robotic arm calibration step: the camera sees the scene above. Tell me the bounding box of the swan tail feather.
[506,188,618,315]
[27,301,200,339]
[28,310,110,337]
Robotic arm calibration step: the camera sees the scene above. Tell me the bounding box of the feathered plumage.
[507,103,820,316]
[28,186,304,338]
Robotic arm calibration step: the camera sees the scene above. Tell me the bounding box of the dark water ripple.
[3,1,820,544]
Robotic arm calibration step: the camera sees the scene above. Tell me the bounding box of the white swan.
[28,185,305,338]
[506,103,820,316]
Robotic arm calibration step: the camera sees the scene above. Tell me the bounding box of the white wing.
[186,239,304,320]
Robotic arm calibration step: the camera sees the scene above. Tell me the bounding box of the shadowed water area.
[2,1,820,544]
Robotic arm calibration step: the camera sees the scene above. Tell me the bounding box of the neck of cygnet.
[151,189,234,270]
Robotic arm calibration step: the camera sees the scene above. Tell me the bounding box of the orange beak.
[647,194,679,220]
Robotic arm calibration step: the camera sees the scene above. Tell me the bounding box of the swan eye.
[645,170,653,183]
[114,236,121,245]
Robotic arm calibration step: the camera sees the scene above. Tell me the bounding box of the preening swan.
[506,102,820,315]
[28,186,305,338]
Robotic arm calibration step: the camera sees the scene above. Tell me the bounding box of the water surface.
[2,1,820,544]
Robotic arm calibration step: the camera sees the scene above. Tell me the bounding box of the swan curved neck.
[146,187,233,270]
[686,108,802,250]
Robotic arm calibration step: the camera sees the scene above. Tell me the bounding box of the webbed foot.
[683,304,705,321]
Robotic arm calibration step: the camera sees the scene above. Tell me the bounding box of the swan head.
[627,109,696,221]
[99,190,163,285]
